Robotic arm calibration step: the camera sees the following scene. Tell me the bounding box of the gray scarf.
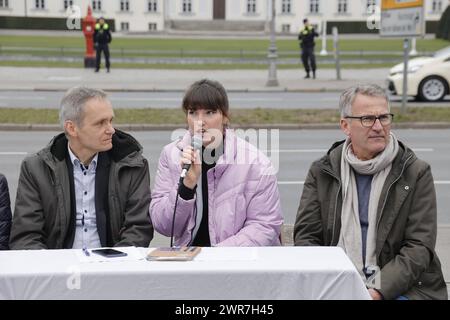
[338,132,399,278]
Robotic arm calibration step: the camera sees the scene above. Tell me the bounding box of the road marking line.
[0,96,45,100]
[112,97,179,101]
[0,152,28,155]
[279,180,450,185]
[278,181,305,185]
[230,98,280,101]
[47,76,81,81]
[412,148,434,152]
[263,149,328,153]
[264,148,434,153]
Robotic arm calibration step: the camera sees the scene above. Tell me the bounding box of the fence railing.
[0,45,435,59]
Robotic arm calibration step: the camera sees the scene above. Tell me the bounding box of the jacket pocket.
[109,195,123,239]
[214,193,243,240]
[407,270,447,300]
[233,194,246,233]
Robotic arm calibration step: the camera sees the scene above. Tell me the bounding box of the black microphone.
[180,134,203,179]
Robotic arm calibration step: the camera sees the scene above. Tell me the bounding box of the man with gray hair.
[10,86,153,250]
[294,84,447,299]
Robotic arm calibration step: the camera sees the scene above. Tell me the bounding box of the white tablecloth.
[0,246,371,300]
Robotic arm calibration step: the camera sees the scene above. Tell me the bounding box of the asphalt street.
[0,90,449,109]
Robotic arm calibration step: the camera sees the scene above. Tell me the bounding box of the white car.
[387,46,450,102]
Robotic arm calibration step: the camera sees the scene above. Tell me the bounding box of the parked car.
[387,46,450,102]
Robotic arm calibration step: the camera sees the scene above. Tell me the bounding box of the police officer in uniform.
[298,18,318,79]
[94,17,112,73]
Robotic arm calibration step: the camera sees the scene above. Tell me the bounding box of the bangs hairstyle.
[182,79,229,118]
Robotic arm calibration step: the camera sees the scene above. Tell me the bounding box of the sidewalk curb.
[1,122,450,131]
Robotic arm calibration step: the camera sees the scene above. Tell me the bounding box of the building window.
[366,0,377,14]
[149,23,157,30]
[0,0,9,8]
[337,0,347,13]
[35,0,45,9]
[282,24,290,33]
[120,0,130,11]
[432,0,443,12]
[121,22,129,31]
[247,0,256,13]
[148,0,157,12]
[309,0,319,14]
[182,0,192,13]
[92,0,102,11]
[63,0,73,10]
[281,0,291,14]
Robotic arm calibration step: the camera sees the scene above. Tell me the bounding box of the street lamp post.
[266,0,279,87]
[320,20,327,56]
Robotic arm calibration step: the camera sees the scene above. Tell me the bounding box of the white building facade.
[0,0,447,33]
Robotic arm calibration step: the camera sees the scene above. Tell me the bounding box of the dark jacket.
[0,174,12,250]
[94,22,112,45]
[9,130,153,250]
[294,140,447,300]
[298,25,318,49]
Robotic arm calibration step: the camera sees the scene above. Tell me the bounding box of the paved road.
[1,90,449,109]
[0,91,341,109]
[0,66,389,92]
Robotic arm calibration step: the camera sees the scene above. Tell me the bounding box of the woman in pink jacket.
[150,79,283,247]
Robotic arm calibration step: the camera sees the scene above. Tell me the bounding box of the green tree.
[436,5,450,40]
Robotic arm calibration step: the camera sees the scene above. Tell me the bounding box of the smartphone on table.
[91,248,128,258]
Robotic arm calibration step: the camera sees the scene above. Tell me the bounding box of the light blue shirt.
[68,145,101,249]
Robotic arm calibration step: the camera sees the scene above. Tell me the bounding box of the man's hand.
[368,288,383,300]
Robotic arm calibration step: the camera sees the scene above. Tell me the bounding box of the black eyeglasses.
[344,113,394,128]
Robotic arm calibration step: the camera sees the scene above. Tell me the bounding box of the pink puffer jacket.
[149,129,283,246]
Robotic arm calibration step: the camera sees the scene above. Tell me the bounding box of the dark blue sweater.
[355,172,373,264]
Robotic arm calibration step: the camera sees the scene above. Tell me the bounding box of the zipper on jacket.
[322,168,341,245]
[212,167,217,246]
[188,198,197,246]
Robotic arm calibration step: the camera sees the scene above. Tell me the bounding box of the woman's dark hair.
[182,79,229,118]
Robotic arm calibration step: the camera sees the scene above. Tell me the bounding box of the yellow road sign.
[381,0,423,10]
[380,0,425,37]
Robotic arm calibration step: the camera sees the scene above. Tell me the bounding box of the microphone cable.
[169,177,184,248]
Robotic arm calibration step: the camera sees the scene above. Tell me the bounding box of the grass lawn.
[1,35,447,69]
[1,107,449,125]
[1,35,448,53]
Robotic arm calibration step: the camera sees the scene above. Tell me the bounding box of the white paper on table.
[75,246,145,263]
[194,247,258,261]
